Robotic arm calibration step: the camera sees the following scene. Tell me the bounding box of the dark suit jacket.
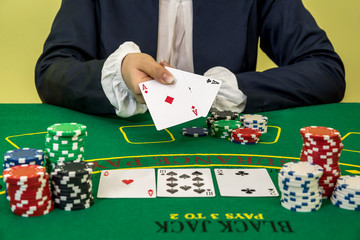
[35,0,345,115]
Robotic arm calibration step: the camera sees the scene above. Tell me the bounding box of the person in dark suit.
[35,0,345,117]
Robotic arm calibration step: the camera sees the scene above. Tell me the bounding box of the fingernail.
[162,73,175,84]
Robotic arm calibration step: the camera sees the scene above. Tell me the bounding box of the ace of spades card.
[214,168,279,197]
[157,168,216,197]
[97,169,156,198]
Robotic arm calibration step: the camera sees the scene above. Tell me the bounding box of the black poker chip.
[51,161,94,177]
[181,127,209,137]
[211,111,239,120]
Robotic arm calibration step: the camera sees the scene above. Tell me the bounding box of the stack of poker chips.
[181,127,209,137]
[239,114,268,133]
[51,161,94,211]
[3,148,44,170]
[299,126,343,198]
[3,165,53,217]
[278,161,323,212]
[210,119,242,139]
[45,123,87,171]
[231,128,262,145]
[206,111,239,129]
[331,175,360,211]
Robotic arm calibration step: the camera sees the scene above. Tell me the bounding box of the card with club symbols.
[214,168,279,197]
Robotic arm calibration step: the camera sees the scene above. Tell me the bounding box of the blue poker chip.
[181,127,209,137]
[4,148,44,164]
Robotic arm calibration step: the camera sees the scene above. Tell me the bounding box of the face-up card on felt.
[214,168,279,197]
[139,79,200,130]
[97,169,156,198]
[157,168,216,197]
[166,67,222,117]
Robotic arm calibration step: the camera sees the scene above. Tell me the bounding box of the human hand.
[121,53,175,104]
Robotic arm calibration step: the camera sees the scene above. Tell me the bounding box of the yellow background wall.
[0,0,359,103]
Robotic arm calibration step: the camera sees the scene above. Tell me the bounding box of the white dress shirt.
[101,0,247,117]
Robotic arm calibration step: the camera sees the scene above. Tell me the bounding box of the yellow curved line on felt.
[341,132,360,153]
[258,126,281,144]
[119,124,175,144]
[5,132,47,149]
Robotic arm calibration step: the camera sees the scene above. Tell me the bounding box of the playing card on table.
[157,168,216,197]
[97,169,156,198]
[165,67,222,117]
[214,168,279,197]
[139,79,200,130]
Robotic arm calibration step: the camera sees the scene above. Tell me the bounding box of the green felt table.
[0,103,359,240]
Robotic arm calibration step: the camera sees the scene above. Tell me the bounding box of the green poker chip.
[47,123,87,137]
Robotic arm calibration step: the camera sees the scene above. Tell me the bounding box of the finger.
[159,60,174,68]
[139,56,175,84]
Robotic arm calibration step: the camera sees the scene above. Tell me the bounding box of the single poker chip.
[51,161,94,177]
[300,126,341,140]
[54,198,94,211]
[4,148,44,163]
[45,134,86,143]
[336,176,360,192]
[281,162,324,179]
[181,127,209,137]
[232,128,262,137]
[51,175,91,185]
[47,123,87,137]
[212,120,242,129]
[3,165,46,183]
[231,140,259,145]
[53,192,93,202]
[240,114,268,124]
[330,197,360,211]
[280,199,321,212]
[211,111,239,120]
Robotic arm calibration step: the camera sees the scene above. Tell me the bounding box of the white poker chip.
[336,175,360,192]
[281,161,323,178]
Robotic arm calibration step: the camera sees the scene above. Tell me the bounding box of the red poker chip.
[303,140,343,148]
[7,181,49,193]
[230,137,259,143]
[302,149,341,158]
[300,126,341,140]
[5,175,49,188]
[11,198,52,212]
[319,175,339,182]
[8,189,51,201]
[8,188,50,199]
[302,136,342,144]
[232,128,261,137]
[231,135,259,141]
[304,157,339,165]
[12,201,54,217]
[9,195,51,206]
[3,165,46,184]
[13,204,54,217]
[302,144,343,154]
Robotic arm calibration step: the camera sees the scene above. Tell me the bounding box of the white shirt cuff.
[204,66,247,113]
[101,41,148,117]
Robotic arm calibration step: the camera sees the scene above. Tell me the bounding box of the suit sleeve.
[237,0,345,113]
[35,0,115,115]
